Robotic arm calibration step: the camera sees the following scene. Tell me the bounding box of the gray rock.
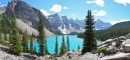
[106,46,116,54]
[79,52,101,60]
[122,39,130,53]
[119,36,126,40]
[114,38,124,48]
[2,56,13,60]
[5,0,53,33]
[125,33,130,39]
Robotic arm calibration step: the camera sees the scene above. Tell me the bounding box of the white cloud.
[86,1,94,4]
[93,10,106,16]
[114,0,130,6]
[40,9,50,16]
[50,4,62,13]
[110,19,129,25]
[86,0,104,7]
[63,6,68,9]
[0,5,5,7]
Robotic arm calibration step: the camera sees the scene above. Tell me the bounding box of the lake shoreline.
[31,35,102,54]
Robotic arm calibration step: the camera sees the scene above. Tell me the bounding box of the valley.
[0,0,130,60]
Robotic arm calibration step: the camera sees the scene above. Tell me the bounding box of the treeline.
[78,21,130,41]
[95,21,130,41]
[0,14,71,57]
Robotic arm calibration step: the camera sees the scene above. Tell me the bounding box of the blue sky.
[0,0,130,25]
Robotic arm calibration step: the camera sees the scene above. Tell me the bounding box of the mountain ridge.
[5,0,53,31]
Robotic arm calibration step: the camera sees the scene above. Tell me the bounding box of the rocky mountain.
[48,13,82,34]
[48,13,112,34]
[3,0,55,36]
[95,21,130,40]
[95,19,111,30]
[74,19,111,30]
[73,19,85,29]
[2,0,111,35]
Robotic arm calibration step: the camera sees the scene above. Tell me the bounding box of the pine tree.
[82,10,97,55]
[67,35,70,51]
[78,45,80,50]
[22,30,29,52]
[45,40,48,55]
[60,35,67,55]
[34,46,37,53]
[1,14,12,40]
[55,35,58,54]
[0,33,2,40]
[9,15,23,55]
[1,14,7,40]
[30,34,34,54]
[38,17,46,56]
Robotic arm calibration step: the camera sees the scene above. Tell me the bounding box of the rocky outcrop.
[101,53,130,60]
[5,0,53,32]
[106,46,116,54]
[79,52,101,60]
[98,33,130,60]
[125,33,130,39]
[122,39,130,53]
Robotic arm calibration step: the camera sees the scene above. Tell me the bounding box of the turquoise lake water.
[29,35,102,54]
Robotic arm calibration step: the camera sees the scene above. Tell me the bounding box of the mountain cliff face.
[5,0,53,32]
[73,19,111,30]
[47,13,111,34]
[48,13,61,30]
[95,19,111,30]
[48,13,81,34]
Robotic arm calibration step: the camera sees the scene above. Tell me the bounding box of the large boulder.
[125,33,130,39]
[106,46,116,54]
[122,39,130,53]
[101,53,130,60]
[114,38,124,48]
[2,56,13,60]
[79,52,101,60]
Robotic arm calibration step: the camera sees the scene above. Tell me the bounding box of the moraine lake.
[28,35,102,54]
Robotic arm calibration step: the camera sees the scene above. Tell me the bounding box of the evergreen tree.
[1,14,8,40]
[82,10,97,54]
[0,14,12,40]
[67,35,70,51]
[34,46,37,53]
[45,39,48,54]
[22,30,29,52]
[55,35,58,54]
[78,45,80,50]
[0,33,2,40]
[38,17,46,56]
[60,35,67,55]
[9,15,23,55]
[30,34,34,54]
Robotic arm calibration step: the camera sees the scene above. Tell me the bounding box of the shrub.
[97,47,106,54]
[0,39,9,46]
